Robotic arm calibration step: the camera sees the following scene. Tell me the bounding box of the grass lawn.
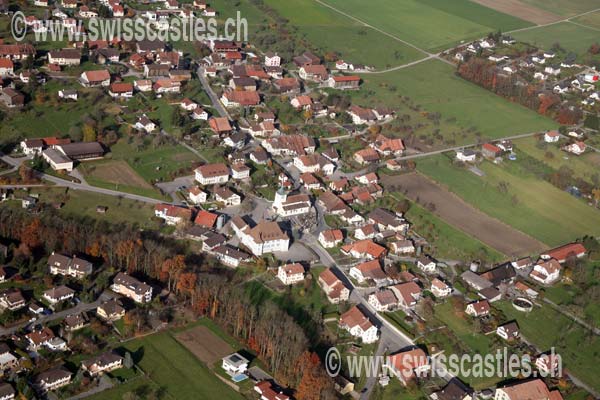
[519,0,600,17]
[372,378,427,400]
[120,330,244,400]
[514,22,600,55]
[416,154,600,247]
[106,140,198,183]
[495,300,600,393]
[8,187,159,228]
[397,192,504,262]
[85,377,160,400]
[434,302,493,355]
[262,0,426,69]
[321,0,531,52]
[351,60,556,144]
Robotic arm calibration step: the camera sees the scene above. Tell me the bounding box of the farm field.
[519,0,600,17]
[350,60,556,144]
[513,22,600,55]
[470,0,561,25]
[416,155,600,247]
[382,173,545,256]
[119,328,244,400]
[573,10,600,29]
[495,301,600,393]
[320,0,532,51]
[262,0,425,69]
[400,194,504,263]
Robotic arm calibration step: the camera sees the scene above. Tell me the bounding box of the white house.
[430,278,452,298]
[563,141,586,155]
[496,322,519,340]
[319,229,343,248]
[135,115,157,133]
[339,306,379,344]
[529,259,561,285]
[111,272,153,303]
[188,186,207,204]
[416,256,437,274]
[544,131,560,143]
[465,300,490,317]
[277,263,305,285]
[221,353,249,376]
[264,52,280,67]
[456,149,477,163]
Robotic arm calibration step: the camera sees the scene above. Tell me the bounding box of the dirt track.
[382,172,547,257]
[471,0,561,25]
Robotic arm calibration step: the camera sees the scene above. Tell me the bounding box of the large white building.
[111,272,153,303]
[272,188,312,217]
[194,163,230,185]
[231,216,290,256]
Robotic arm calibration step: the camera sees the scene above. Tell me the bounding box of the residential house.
[318,268,350,304]
[135,115,157,133]
[63,313,87,332]
[341,239,386,260]
[221,90,261,108]
[563,141,586,155]
[0,88,24,108]
[318,229,343,248]
[277,263,305,285]
[195,163,230,185]
[482,143,503,159]
[0,290,25,311]
[96,300,125,321]
[544,131,560,143]
[416,255,437,274]
[430,379,474,400]
[48,252,92,278]
[264,52,281,67]
[496,322,519,341]
[368,289,398,312]
[540,243,586,263]
[349,260,388,286]
[385,348,430,385]
[82,352,123,376]
[42,285,75,305]
[80,70,110,87]
[212,245,251,268]
[368,208,408,233]
[222,353,249,375]
[390,239,415,255]
[328,75,360,89]
[465,300,490,317]
[254,381,289,400]
[431,278,452,298]
[298,65,328,82]
[214,186,241,206]
[389,282,422,310]
[370,134,405,156]
[339,306,378,344]
[0,58,13,76]
[111,272,152,303]
[33,368,72,394]
[108,82,133,98]
[48,49,81,66]
[494,379,562,400]
[209,117,233,135]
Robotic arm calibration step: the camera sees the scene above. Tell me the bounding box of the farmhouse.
[341,239,386,259]
[0,58,13,76]
[318,268,350,304]
[108,82,134,98]
[111,272,152,303]
[0,88,24,108]
[563,141,586,155]
[298,65,328,81]
[209,117,233,135]
[370,135,404,156]
[277,263,305,285]
[544,131,560,143]
[494,379,562,400]
[154,204,192,225]
[339,306,378,343]
[368,208,408,233]
[347,105,377,124]
[529,259,561,285]
[293,154,335,175]
[262,135,316,156]
[481,143,502,159]
[540,243,586,263]
[221,90,261,108]
[328,75,360,89]
[80,70,110,87]
[353,148,380,165]
[48,49,81,66]
[195,163,230,185]
[290,95,313,110]
[56,142,104,160]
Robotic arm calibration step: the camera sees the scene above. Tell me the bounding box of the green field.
[116,330,244,400]
[351,60,556,142]
[520,0,600,17]
[262,0,425,68]
[321,0,531,51]
[416,155,600,246]
[495,301,600,393]
[573,10,600,29]
[514,22,600,55]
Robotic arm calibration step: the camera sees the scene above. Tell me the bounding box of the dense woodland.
[0,208,335,399]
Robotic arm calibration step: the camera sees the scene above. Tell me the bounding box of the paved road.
[0,152,164,204]
[197,66,230,119]
[0,292,111,336]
